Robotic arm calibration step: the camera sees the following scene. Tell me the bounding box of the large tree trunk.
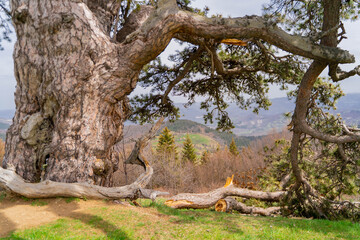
[4,1,139,186]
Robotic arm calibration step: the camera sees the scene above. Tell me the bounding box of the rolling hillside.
[163,119,258,148]
[174,93,360,136]
[1,93,360,140]
[151,132,220,155]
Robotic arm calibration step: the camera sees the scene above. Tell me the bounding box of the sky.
[0,0,359,110]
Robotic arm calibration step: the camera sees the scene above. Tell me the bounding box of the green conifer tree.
[229,137,239,156]
[182,134,197,163]
[156,127,178,160]
[201,150,209,164]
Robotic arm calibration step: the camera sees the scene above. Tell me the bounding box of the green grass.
[30,200,48,207]
[65,197,81,203]
[0,192,6,202]
[2,199,360,240]
[152,133,219,154]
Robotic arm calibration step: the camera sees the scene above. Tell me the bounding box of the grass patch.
[31,200,48,207]
[3,198,360,240]
[21,196,30,202]
[65,197,81,203]
[0,192,6,202]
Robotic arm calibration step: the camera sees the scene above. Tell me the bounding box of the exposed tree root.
[165,176,285,209]
[215,197,280,216]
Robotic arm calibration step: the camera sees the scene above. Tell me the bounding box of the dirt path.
[0,196,133,237]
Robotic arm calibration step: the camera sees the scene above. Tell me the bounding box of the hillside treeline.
[114,128,290,194]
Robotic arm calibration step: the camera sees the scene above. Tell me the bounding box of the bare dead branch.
[125,117,165,167]
[215,197,281,216]
[165,176,285,209]
[329,65,360,82]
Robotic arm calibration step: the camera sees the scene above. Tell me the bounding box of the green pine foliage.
[201,150,209,163]
[156,127,178,160]
[229,138,239,156]
[182,134,197,163]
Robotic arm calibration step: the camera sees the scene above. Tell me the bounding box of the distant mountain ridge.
[123,119,256,149]
[1,93,360,139]
[174,93,360,136]
[0,110,15,120]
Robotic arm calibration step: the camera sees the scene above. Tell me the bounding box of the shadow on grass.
[144,200,244,235]
[144,200,360,239]
[45,201,131,240]
[1,198,131,240]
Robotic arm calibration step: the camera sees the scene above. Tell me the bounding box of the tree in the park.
[0,0,359,219]
[156,127,178,160]
[229,138,239,156]
[182,134,197,163]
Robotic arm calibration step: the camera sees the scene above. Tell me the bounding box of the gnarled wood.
[165,176,285,209]
[215,197,280,216]
[0,163,152,199]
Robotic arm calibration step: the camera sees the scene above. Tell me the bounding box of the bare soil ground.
[0,195,140,237]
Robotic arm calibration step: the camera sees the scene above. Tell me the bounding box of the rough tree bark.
[215,197,280,216]
[288,0,348,216]
[2,0,355,194]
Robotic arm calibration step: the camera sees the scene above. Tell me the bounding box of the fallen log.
[165,175,285,209]
[215,197,281,216]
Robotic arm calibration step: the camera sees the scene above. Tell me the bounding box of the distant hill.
[151,132,220,155]
[1,93,360,140]
[0,109,14,119]
[0,122,10,130]
[123,119,256,150]
[174,93,360,136]
[164,119,257,148]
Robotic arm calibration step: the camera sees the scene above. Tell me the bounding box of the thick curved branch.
[122,2,354,74]
[176,11,354,64]
[298,121,360,143]
[165,176,285,209]
[0,164,153,199]
[329,65,360,82]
